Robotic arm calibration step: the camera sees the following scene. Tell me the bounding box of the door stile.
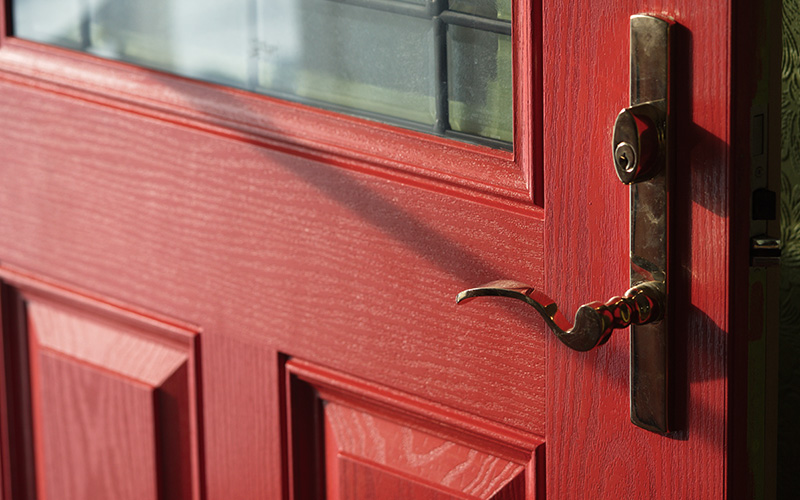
[543,1,735,497]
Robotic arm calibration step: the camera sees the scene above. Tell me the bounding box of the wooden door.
[0,0,775,498]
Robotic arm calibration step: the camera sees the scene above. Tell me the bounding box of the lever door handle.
[456,280,665,352]
[455,15,674,435]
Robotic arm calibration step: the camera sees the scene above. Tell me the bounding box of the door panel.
[286,359,542,500]
[2,271,200,500]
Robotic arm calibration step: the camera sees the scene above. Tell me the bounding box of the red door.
[0,0,775,498]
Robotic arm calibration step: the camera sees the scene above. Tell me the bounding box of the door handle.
[456,14,673,434]
[456,280,664,352]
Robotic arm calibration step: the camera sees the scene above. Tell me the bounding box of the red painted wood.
[0,289,10,500]
[336,455,464,500]
[201,339,283,499]
[0,271,201,500]
[0,0,761,498]
[156,363,194,500]
[0,39,531,211]
[324,403,525,498]
[0,79,548,433]
[287,359,541,500]
[36,352,160,500]
[336,453,525,500]
[542,1,748,498]
[512,0,541,203]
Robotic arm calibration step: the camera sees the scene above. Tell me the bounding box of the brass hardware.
[613,101,666,184]
[457,280,665,352]
[626,14,672,435]
[456,15,673,435]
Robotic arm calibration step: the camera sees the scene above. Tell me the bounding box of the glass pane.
[15,0,252,86]
[449,0,512,21]
[95,0,251,86]
[254,0,435,126]
[13,0,85,50]
[447,26,513,142]
[12,0,512,148]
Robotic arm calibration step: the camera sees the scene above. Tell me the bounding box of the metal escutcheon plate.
[627,14,673,434]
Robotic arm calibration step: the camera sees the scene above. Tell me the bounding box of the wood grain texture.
[0,0,755,498]
[0,18,549,500]
[0,273,202,500]
[336,454,465,500]
[335,454,521,500]
[543,1,737,498]
[0,75,547,439]
[201,338,283,500]
[326,403,525,499]
[287,359,540,500]
[27,301,187,386]
[36,351,159,500]
[511,0,541,203]
[0,39,532,211]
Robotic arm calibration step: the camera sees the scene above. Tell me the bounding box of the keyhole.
[618,153,629,169]
[614,142,637,174]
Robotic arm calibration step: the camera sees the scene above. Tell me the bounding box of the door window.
[12,0,512,148]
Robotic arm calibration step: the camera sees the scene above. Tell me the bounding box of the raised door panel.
[286,359,543,500]
[36,352,161,500]
[326,404,526,500]
[0,269,201,500]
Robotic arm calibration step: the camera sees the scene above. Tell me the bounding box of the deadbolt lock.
[613,101,667,184]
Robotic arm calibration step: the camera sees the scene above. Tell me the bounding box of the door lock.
[457,14,674,434]
[613,101,666,184]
